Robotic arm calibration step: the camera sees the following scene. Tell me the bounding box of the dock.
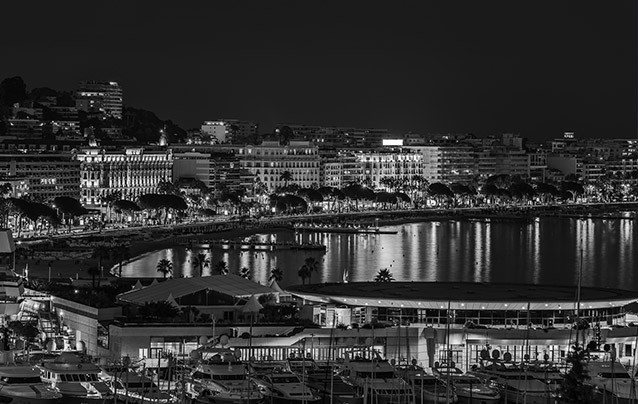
[294,226,398,234]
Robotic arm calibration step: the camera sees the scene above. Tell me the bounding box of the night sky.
[1,1,636,140]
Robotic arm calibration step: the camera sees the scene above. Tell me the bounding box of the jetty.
[182,239,327,251]
[294,225,397,234]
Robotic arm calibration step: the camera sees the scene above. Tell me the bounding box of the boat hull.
[456,395,500,404]
[0,393,62,404]
[262,397,321,404]
[56,396,115,404]
[195,395,264,404]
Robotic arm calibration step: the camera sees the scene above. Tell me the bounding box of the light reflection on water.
[121,217,638,291]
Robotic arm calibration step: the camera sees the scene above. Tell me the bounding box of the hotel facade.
[77,147,173,207]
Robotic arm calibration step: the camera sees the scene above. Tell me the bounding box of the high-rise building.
[200,120,258,144]
[76,81,123,119]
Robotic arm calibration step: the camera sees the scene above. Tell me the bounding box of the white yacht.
[338,347,413,404]
[432,365,500,404]
[0,363,62,404]
[467,362,551,404]
[38,352,114,404]
[251,370,320,404]
[186,347,262,404]
[106,370,176,404]
[586,358,638,404]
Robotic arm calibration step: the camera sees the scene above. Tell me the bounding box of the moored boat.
[39,352,114,404]
[0,362,63,404]
[395,363,456,404]
[467,361,551,404]
[186,347,262,404]
[106,370,176,404]
[338,347,414,404]
[432,364,499,404]
[252,369,320,404]
[305,361,364,404]
[586,357,638,404]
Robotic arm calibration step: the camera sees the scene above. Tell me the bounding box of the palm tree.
[91,245,111,286]
[192,253,210,276]
[87,266,100,289]
[269,267,284,283]
[279,171,293,189]
[213,260,229,275]
[156,259,174,279]
[239,266,251,279]
[298,266,310,285]
[301,257,319,284]
[374,268,395,283]
[112,244,130,278]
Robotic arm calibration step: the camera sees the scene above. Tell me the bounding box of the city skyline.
[1,1,636,140]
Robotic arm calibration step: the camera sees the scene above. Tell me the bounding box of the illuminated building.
[75,81,123,119]
[0,153,80,202]
[238,141,321,191]
[77,147,173,207]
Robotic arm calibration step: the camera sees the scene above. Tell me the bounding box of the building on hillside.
[76,81,123,119]
[277,124,389,148]
[201,120,258,144]
[238,141,321,191]
[77,147,173,207]
[0,153,80,202]
[5,119,43,139]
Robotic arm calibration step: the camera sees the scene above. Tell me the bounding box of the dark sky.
[1,1,636,140]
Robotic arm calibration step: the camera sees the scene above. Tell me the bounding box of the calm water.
[121,217,638,291]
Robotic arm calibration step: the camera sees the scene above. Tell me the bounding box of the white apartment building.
[238,141,321,191]
[408,146,475,184]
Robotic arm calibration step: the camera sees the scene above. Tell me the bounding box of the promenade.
[15,201,637,282]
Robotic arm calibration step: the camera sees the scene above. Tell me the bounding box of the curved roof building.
[288,282,638,311]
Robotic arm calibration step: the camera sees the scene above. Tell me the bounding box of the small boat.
[0,363,63,404]
[39,352,115,404]
[252,369,321,404]
[186,347,262,404]
[432,364,500,404]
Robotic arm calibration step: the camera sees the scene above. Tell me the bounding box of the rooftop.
[287,282,638,311]
[118,274,276,306]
